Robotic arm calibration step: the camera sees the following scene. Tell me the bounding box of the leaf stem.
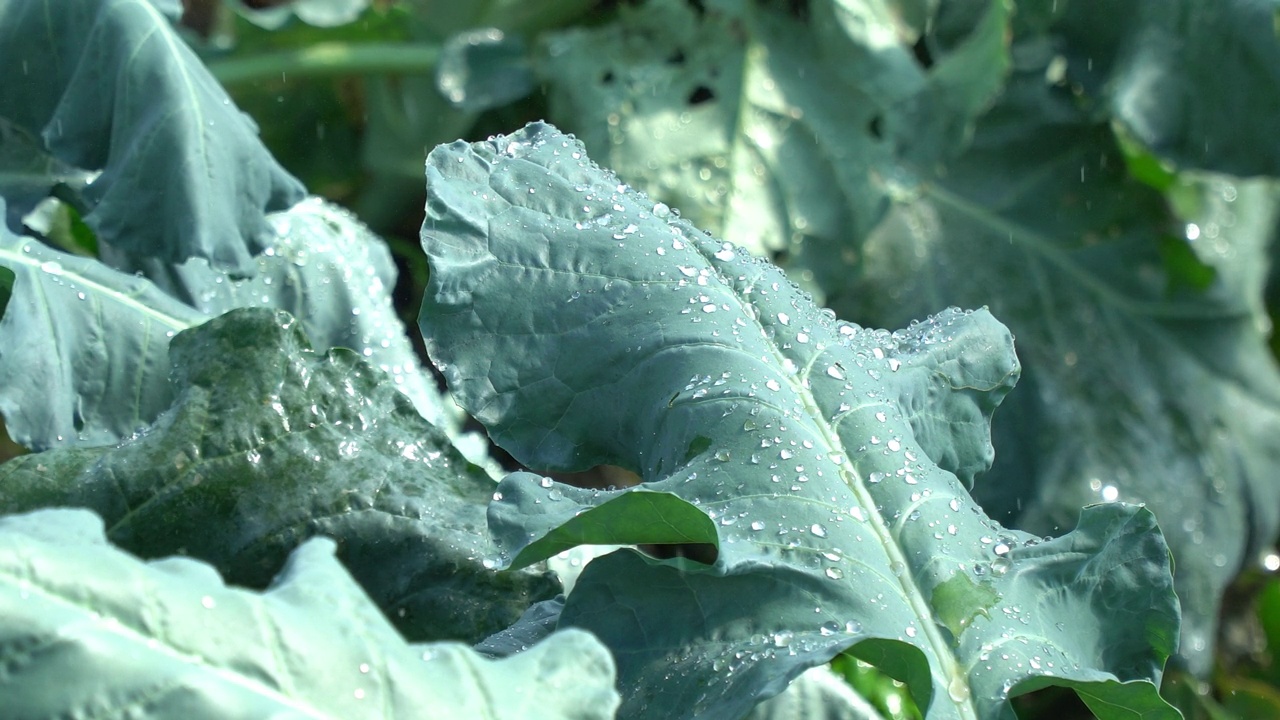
[207,42,442,86]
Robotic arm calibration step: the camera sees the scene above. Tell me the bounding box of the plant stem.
[208,42,441,85]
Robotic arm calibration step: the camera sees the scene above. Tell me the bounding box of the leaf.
[233,0,371,29]
[0,0,306,271]
[0,507,619,720]
[531,0,1280,674]
[0,307,558,643]
[436,29,535,114]
[138,197,460,432]
[418,122,1179,719]
[535,0,1008,263]
[839,15,1280,677]
[0,199,207,450]
[0,198,465,454]
[1105,0,1280,177]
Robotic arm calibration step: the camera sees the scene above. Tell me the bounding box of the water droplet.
[766,379,781,391]
[826,365,845,380]
[750,520,766,531]
[201,596,216,609]
[825,567,844,580]
[653,202,671,218]
[40,260,63,275]
[539,477,554,488]
[810,524,827,538]
[905,625,917,638]
[777,312,790,325]
[947,676,971,702]
[990,557,1012,576]
[714,449,731,462]
[773,631,793,647]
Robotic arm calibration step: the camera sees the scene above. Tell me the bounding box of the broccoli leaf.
[418,122,1179,720]
[0,307,557,643]
[533,0,1280,674]
[0,0,305,271]
[0,507,617,719]
[0,198,460,452]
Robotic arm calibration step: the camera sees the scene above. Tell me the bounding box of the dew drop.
[810,524,827,537]
[947,676,971,702]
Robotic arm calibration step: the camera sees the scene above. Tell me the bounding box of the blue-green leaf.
[0,198,461,453]
[0,307,555,643]
[0,508,617,719]
[419,122,1179,720]
[0,0,305,271]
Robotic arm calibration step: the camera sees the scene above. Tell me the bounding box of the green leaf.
[419,122,1179,719]
[535,0,1008,264]
[139,197,459,431]
[844,24,1280,678]
[436,29,535,113]
[0,198,464,455]
[0,507,619,719]
[529,0,1280,675]
[1106,0,1280,177]
[0,200,207,449]
[0,307,557,643]
[0,0,305,271]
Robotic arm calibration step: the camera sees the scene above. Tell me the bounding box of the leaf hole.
[687,85,716,106]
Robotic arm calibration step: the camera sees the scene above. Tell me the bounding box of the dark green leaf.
[419,122,1179,720]
[0,307,557,643]
[0,508,618,719]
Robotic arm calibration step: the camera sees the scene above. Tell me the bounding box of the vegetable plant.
[2,0,1279,718]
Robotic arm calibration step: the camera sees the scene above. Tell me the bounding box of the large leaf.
[0,198,464,453]
[0,307,557,643]
[534,0,1280,673]
[0,507,618,719]
[139,197,457,430]
[0,0,305,271]
[418,122,1179,719]
[536,0,1008,264]
[0,198,207,449]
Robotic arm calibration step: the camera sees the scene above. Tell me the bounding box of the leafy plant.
[2,0,1278,717]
